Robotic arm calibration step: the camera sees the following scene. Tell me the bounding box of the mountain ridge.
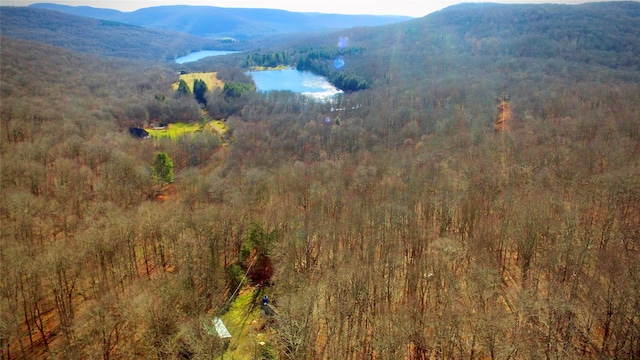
[0,7,244,62]
[29,3,413,40]
[278,1,640,89]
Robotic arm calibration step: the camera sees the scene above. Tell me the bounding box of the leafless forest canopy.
[1,2,640,359]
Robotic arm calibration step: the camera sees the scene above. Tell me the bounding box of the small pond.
[249,68,343,100]
[175,50,240,64]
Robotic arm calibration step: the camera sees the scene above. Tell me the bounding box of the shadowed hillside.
[0,7,239,61]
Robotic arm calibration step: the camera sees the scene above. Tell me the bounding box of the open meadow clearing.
[147,119,229,140]
[171,71,224,92]
[146,121,205,139]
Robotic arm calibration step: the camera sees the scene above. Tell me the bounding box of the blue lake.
[249,68,343,100]
[175,50,240,64]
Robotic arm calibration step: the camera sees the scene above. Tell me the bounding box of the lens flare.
[338,37,349,49]
[333,57,345,69]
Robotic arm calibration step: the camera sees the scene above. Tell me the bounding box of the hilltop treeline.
[0,7,239,61]
[29,3,411,40]
[244,2,640,104]
[2,2,640,359]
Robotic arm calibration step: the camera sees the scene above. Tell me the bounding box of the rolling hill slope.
[0,7,238,62]
[242,1,640,140]
[30,3,413,40]
[283,1,640,89]
[2,2,640,360]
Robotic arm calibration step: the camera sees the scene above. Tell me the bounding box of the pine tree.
[152,152,174,187]
[193,79,208,106]
[177,79,191,96]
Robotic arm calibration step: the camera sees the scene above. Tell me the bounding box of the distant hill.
[0,7,240,62]
[241,1,640,136]
[280,1,640,91]
[417,2,640,69]
[29,3,413,40]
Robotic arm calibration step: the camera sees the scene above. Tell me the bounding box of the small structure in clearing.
[150,122,168,130]
[128,127,149,139]
[204,317,232,339]
[262,302,279,317]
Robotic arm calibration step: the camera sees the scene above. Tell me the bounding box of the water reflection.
[175,50,240,64]
[249,68,343,100]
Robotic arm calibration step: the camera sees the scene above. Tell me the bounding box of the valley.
[1,2,640,359]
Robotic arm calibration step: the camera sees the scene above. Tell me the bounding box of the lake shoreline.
[175,50,241,64]
[248,68,343,101]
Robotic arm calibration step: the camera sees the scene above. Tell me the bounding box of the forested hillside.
[2,2,640,359]
[249,1,640,133]
[29,3,412,40]
[0,7,239,61]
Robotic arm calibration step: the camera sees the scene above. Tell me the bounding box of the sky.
[1,0,618,17]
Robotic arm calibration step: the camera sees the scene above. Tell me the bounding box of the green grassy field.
[247,65,288,71]
[146,122,205,139]
[218,288,276,359]
[147,120,229,140]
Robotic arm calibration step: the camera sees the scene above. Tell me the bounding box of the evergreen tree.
[223,82,254,99]
[193,79,208,106]
[152,152,174,186]
[177,79,191,96]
